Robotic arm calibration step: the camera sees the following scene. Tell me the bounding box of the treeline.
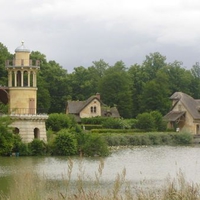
[1,42,200,118]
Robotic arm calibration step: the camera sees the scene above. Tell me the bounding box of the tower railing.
[9,108,48,115]
[5,60,40,67]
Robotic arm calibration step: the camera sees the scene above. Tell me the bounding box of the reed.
[1,160,200,200]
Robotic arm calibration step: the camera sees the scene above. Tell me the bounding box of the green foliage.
[150,111,167,131]
[52,129,77,156]
[46,113,71,132]
[102,118,124,129]
[98,61,133,118]
[104,132,193,146]
[136,113,155,131]
[29,139,47,156]
[0,116,14,155]
[82,133,109,156]
[0,103,8,114]
[81,116,108,124]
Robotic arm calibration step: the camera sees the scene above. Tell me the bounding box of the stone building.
[4,42,48,142]
[66,93,120,122]
[164,92,200,134]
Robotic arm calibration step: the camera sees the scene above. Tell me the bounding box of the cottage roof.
[163,111,185,121]
[166,92,200,120]
[67,95,101,114]
[101,106,120,118]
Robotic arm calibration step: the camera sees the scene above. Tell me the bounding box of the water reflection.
[1,146,200,194]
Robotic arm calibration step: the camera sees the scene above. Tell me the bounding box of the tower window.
[94,106,96,113]
[34,128,40,139]
[14,127,20,134]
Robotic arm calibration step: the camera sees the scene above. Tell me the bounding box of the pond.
[0,145,200,196]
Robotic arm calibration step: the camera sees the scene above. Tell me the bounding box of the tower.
[5,42,48,142]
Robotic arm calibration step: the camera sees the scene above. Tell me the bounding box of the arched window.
[34,128,40,139]
[17,71,21,86]
[30,71,33,86]
[24,71,28,87]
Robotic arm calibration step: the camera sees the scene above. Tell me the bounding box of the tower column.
[28,71,30,87]
[21,70,24,87]
[8,71,12,87]
[14,71,17,87]
[33,72,36,87]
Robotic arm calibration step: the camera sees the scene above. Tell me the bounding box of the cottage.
[163,92,200,134]
[66,93,120,122]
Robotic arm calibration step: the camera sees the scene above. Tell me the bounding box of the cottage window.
[91,106,93,113]
[94,106,96,113]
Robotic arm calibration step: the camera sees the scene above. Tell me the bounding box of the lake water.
[1,145,200,195]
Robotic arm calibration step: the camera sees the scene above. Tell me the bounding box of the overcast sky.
[1,0,200,72]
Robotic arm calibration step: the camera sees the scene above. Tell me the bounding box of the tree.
[98,61,133,118]
[0,43,12,86]
[0,116,14,155]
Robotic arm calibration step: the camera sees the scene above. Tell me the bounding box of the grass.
[1,160,200,200]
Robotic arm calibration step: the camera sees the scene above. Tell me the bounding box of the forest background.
[1,42,200,118]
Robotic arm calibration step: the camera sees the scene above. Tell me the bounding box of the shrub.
[82,133,109,156]
[136,113,155,131]
[150,111,166,131]
[81,116,108,124]
[102,118,124,129]
[46,113,72,132]
[0,116,14,156]
[29,139,47,156]
[52,129,77,156]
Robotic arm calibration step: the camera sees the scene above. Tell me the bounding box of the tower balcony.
[5,59,40,68]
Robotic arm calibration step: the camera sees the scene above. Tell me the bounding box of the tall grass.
[1,160,200,200]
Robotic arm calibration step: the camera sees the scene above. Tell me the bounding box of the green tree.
[190,62,200,99]
[0,116,14,155]
[0,43,12,86]
[99,61,133,118]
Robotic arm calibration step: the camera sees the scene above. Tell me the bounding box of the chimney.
[96,93,100,100]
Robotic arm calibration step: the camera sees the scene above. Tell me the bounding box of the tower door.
[29,98,35,114]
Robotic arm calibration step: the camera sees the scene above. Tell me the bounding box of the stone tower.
[5,42,48,142]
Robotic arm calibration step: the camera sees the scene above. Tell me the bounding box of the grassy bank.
[1,159,199,200]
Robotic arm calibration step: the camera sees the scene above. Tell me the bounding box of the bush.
[136,113,155,131]
[102,118,124,129]
[52,129,77,156]
[46,113,72,132]
[0,116,14,156]
[82,133,109,156]
[81,116,108,124]
[150,111,166,131]
[29,139,47,156]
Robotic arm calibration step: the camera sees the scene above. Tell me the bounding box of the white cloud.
[1,0,200,71]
